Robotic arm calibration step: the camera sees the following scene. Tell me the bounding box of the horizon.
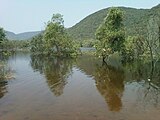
[0,0,160,34]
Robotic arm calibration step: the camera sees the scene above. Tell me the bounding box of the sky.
[0,0,160,33]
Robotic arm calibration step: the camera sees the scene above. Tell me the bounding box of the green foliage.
[0,27,7,49]
[5,40,30,51]
[124,36,145,61]
[78,39,96,47]
[95,8,125,61]
[0,27,12,56]
[145,15,160,61]
[124,12,160,62]
[1,27,30,52]
[30,14,78,57]
[0,28,6,42]
[30,34,44,53]
[68,4,160,62]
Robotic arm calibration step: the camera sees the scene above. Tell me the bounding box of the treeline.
[1,6,160,62]
[0,28,30,53]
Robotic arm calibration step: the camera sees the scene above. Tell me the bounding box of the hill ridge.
[5,31,42,40]
[67,4,160,40]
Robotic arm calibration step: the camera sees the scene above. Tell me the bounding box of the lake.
[0,52,160,120]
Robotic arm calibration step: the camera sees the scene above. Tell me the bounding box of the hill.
[5,31,42,40]
[67,4,160,40]
[5,4,160,41]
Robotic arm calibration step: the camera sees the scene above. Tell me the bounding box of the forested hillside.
[67,4,160,40]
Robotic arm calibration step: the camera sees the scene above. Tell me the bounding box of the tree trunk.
[149,46,154,64]
[56,44,61,56]
[102,56,108,65]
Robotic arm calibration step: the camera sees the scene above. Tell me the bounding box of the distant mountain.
[67,4,160,40]
[5,31,42,40]
[5,4,160,41]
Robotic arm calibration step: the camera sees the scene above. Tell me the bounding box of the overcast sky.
[0,0,159,33]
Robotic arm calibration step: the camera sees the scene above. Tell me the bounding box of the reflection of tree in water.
[94,64,125,112]
[127,60,160,79]
[0,82,7,98]
[126,61,160,107]
[125,61,160,86]
[30,55,73,96]
[0,64,8,98]
[0,53,11,99]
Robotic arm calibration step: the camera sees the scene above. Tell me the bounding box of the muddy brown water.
[0,52,160,120]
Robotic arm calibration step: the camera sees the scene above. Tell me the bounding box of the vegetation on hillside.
[67,4,160,41]
[94,6,160,86]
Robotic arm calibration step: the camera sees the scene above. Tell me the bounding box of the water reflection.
[1,53,160,120]
[125,61,160,107]
[0,82,7,98]
[0,53,10,99]
[30,55,74,96]
[76,55,160,112]
[94,64,125,111]
[76,55,125,111]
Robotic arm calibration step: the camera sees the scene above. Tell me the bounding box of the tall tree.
[146,15,160,62]
[43,13,77,57]
[95,8,125,63]
[0,27,6,48]
[44,14,64,55]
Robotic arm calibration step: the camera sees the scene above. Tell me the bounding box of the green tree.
[0,27,11,56]
[124,12,160,63]
[124,36,145,61]
[145,15,160,63]
[0,28,6,42]
[30,34,44,54]
[95,8,125,63]
[0,27,7,49]
[43,14,78,57]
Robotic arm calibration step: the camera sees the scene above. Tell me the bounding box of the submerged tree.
[145,15,160,63]
[124,14,160,68]
[43,13,78,57]
[30,13,78,57]
[95,8,125,63]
